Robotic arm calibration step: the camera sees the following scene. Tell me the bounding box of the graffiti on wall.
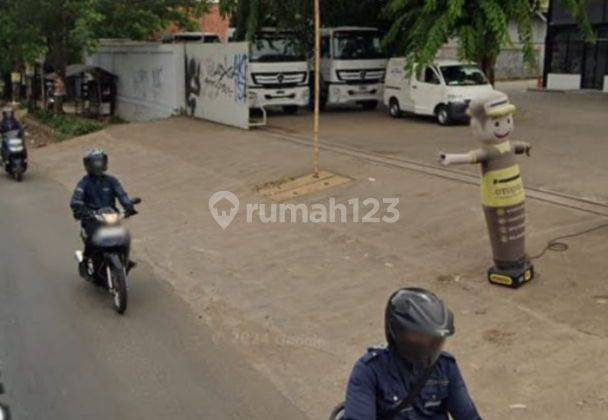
[185,56,202,115]
[184,43,250,129]
[185,51,248,116]
[233,53,247,103]
[132,66,165,100]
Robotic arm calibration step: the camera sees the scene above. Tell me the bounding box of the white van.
[248,29,310,114]
[383,58,494,125]
[320,27,388,110]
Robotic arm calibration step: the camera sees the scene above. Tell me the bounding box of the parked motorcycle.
[1,129,27,182]
[74,198,141,314]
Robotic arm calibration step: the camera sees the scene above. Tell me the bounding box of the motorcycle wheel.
[329,402,345,420]
[110,265,128,314]
[14,170,23,182]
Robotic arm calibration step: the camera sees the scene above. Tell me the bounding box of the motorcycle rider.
[70,149,137,277]
[1,106,24,162]
[344,288,481,420]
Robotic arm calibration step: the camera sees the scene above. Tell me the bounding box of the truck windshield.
[250,36,305,63]
[333,31,385,60]
[440,65,489,86]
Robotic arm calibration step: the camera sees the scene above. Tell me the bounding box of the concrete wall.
[604,76,608,93]
[184,42,249,129]
[546,73,581,90]
[437,46,545,80]
[88,41,185,121]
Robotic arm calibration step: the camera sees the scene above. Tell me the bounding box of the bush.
[32,110,105,141]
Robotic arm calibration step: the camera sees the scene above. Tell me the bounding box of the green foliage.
[0,1,208,77]
[33,110,105,141]
[0,0,45,72]
[221,0,389,44]
[384,0,593,82]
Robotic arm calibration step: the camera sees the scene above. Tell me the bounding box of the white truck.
[319,27,388,110]
[161,32,221,44]
[383,58,494,125]
[247,29,310,114]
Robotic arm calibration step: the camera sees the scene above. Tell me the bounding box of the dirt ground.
[30,83,608,419]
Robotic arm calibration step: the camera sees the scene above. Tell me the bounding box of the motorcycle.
[329,403,344,420]
[1,129,27,182]
[74,198,141,314]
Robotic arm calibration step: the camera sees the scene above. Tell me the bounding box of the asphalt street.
[0,171,307,420]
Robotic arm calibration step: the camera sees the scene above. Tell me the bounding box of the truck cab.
[320,27,388,110]
[162,32,221,44]
[247,29,310,114]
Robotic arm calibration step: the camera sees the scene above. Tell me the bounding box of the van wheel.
[389,98,402,118]
[436,105,451,126]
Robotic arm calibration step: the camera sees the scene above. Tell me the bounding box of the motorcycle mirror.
[131,197,142,205]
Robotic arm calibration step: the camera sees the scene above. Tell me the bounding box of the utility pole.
[312,0,321,178]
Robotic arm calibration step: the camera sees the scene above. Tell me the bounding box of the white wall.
[604,76,608,93]
[546,73,581,90]
[88,41,185,121]
[184,43,249,129]
[437,18,547,80]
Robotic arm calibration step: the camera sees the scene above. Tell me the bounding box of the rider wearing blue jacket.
[70,149,136,265]
[344,288,481,420]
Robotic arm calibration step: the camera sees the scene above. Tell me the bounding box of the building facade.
[200,2,230,40]
[544,0,608,91]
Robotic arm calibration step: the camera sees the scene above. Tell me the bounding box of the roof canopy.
[46,64,116,80]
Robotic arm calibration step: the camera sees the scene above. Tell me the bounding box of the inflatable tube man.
[440,90,534,288]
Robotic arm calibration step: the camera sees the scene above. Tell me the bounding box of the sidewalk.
[32,117,608,419]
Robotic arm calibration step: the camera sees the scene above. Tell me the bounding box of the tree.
[0,0,207,110]
[384,0,593,84]
[220,0,390,44]
[0,0,45,99]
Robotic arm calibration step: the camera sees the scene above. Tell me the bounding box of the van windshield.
[333,31,385,60]
[250,35,306,63]
[440,65,489,86]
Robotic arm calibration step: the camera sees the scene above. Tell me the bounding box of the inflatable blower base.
[488,261,534,288]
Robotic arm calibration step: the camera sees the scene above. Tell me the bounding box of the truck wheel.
[361,100,378,111]
[282,105,298,115]
[436,105,451,126]
[389,98,402,118]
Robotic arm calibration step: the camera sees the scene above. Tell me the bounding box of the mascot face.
[472,113,514,144]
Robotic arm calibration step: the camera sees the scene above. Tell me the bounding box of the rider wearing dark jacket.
[1,107,24,161]
[344,288,481,420]
[70,149,136,257]
[0,108,23,134]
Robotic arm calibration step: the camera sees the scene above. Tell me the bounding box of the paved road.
[266,80,608,202]
[0,172,308,420]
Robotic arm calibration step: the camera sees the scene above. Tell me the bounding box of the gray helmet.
[385,288,455,366]
[83,148,108,176]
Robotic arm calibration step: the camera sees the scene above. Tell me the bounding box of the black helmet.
[385,288,455,367]
[83,148,108,176]
[2,106,12,118]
